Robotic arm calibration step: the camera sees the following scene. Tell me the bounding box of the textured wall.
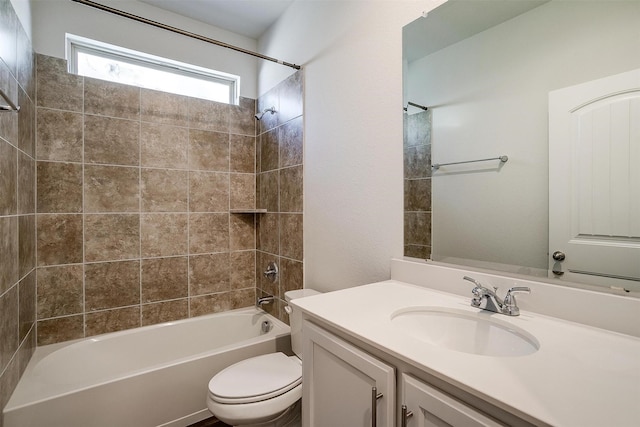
[0,0,36,422]
[34,53,259,345]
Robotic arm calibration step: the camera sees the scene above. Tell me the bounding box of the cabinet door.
[302,321,395,427]
[401,374,504,427]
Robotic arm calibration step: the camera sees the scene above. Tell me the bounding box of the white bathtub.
[3,307,291,427]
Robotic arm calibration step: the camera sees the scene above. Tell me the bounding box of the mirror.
[403,0,640,294]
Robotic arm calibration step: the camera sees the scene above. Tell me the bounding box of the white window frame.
[66,34,240,105]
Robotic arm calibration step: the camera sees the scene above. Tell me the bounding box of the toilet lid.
[208,353,302,404]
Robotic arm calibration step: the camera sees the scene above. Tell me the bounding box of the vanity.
[292,259,640,426]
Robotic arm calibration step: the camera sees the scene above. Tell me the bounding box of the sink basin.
[390,307,539,357]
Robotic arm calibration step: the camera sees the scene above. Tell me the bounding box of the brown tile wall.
[0,0,36,422]
[255,72,304,324]
[404,110,432,259]
[34,53,261,345]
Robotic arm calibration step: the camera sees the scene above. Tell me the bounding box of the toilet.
[206,289,320,427]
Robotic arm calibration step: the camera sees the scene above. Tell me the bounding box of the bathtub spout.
[257,296,275,307]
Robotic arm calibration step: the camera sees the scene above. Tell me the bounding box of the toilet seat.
[207,384,302,426]
[208,353,302,404]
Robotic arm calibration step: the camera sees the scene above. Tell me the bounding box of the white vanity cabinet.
[302,320,518,427]
[294,277,640,427]
[401,374,504,427]
[302,321,396,427]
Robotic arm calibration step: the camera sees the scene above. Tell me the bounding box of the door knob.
[552,251,566,261]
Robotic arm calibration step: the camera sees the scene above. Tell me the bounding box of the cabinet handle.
[371,387,383,427]
[401,404,414,427]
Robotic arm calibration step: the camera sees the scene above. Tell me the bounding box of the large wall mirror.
[403,0,640,295]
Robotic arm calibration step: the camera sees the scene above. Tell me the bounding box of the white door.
[302,321,395,427]
[549,68,640,291]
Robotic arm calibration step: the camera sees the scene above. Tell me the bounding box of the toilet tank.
[284,289,320,357]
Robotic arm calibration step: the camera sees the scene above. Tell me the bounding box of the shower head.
[254,106,277,120]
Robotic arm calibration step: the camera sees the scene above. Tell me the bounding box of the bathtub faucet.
[257,296,275,307]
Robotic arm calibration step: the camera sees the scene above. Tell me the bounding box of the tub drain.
[261,320,272,333]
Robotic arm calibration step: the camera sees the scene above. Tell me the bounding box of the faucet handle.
[464,276,490,291]
[463,276,480,286]
[503,287,531,316]
[466,277,484,305]
[464,276,497,295]
[505,286,531,301]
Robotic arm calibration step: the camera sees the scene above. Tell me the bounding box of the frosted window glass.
[76,51,231,103]
[66,34,239,105]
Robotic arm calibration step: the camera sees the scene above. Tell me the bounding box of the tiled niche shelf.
[230,209,268,213]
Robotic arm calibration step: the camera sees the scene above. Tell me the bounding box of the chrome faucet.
[257,295,274,307]
[463,276,530,316]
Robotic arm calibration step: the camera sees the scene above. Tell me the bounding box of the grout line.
[33,249,253,269]
[138,87,143,327]
[81,74,86,339]
[36,210,235,215]
[35,157,250,174]
[34,55,40,347]
[227,130,232,295]
[34,107,255,139]
[186,98,191,319]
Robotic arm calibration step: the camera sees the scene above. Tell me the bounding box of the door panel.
[402,374,504,427]
[549,68,640,290]
[302,321,395,427]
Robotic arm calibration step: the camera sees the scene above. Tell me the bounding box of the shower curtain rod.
[404,101,428,111]
[70,0,301,70]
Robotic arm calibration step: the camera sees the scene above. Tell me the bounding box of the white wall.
[9,0,31,36]
[30,0,259,98]
[258,0,446,292]
[407,1,640,272]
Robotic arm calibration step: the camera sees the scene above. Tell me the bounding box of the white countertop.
[292,280,640,427]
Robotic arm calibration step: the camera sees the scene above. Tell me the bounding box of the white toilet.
[206,289,320,427]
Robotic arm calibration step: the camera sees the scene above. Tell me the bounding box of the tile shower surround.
[0,20,303,416]
[404,110,432,259]
[0,0,37,422]
[33,54,304,346]
[255,71,304,324]
[34,53,257,345]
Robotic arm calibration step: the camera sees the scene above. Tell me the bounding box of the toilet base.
[232,400,300,427]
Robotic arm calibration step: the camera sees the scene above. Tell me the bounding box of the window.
[66,34,240,105]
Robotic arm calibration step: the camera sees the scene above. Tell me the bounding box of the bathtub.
[3,307,291,427]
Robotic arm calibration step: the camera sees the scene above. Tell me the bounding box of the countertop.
[292,280,640,427]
